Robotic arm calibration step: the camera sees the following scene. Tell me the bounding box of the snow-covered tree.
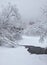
[38,6,47,43]
[0,3,23,47]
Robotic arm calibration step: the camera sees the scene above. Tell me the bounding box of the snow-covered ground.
[19,35,47,48]
[0,47,47,65]
[0,35,47,65]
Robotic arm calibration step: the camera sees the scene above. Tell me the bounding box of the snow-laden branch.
[0,35,20,48]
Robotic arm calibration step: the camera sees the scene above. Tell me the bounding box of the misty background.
[0,0,47,21]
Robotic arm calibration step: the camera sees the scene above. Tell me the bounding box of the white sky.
[0,0,47,21]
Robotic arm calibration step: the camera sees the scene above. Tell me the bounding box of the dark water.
[25,46,47,54]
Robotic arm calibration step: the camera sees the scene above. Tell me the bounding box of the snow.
[0,47,47,65]
[0,0,47,65]
[0,35,47,65]
[19,35,47,48]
